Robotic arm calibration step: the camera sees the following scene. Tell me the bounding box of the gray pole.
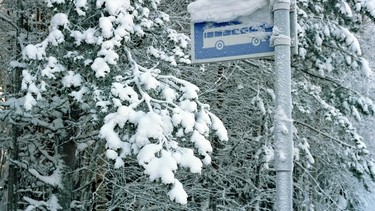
[271,0,293,210]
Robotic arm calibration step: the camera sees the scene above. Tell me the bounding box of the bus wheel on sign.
[252,38,260,46]
[215,40,224,50]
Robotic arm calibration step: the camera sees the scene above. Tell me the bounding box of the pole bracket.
[270,35,291,47]
[273,1,291,11]
[275,169,293,172]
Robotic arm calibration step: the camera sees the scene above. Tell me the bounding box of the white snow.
[172,108,196,133]
[352,106,361,121]
[119,142,132,158]
[48,29,65,46]
[161,86,177,102]
[91,57,110,78]
[135,112,164,146]
[160,110,174,135]
[24,93,37,111]
[188,0,270,23]
[181,82,199,99]
[167,179,188,205]
[179,100,197,112]
[338,1,353,17]
[174,148,203,173]
[365,0,375,17]
[21,70,35,90]
[209,112,229,141]
[194,113,211,135]
[147,46,177,66]
[42,57,65,79]
[10,0,232,206]
[202,154,211,165]
[47,194,62,211]
[298,139,315,165]
[137,143,163,165]
[111,83,140,105]
[361,57,372,77]
[116,12,135,36]
[62,71,83,87]
[143,150,177,184]
[337,195,348,210]
[99,16,115,38]
[251,96,266,115]
[105,149,118,160]
[100,120,124,150]
[333,27,362,55]
[114,157,125,168]
[262,145,274,169]
[70,28,98,45]
[167,29,189,49]
[23,43,46,60]
[69,86,88,102]
[24,194,62,211]
[97,0,131,16]
[139,71,160,90]
[28,168,62,188]
[75,0,88,16]
[191,130,213,155]
[50,13,69,29]
[45,0,65,7]
[9,60,26,68]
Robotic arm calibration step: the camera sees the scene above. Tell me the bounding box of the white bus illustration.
[202,24,272,50]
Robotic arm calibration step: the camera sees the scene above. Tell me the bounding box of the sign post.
[189,1,295,209]
[191,10,274,63]
[271,0,294,210]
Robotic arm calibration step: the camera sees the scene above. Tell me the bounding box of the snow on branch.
[99,49,228,203]
[14,0,229,205]
[24,194,62,211]
[28,164,63,188]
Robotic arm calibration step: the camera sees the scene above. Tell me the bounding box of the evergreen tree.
[1,0,227,209]
[177,0,375,209]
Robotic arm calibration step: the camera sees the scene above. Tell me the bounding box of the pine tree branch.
[295,162,342,209]
[0,11,19,33]
[294,65,366,97]
[294,120,355,148]
[294,64,344,87]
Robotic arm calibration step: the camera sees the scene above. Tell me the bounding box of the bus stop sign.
[191,20,274,63]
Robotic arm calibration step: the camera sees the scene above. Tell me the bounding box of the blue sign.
[191,21,274,63]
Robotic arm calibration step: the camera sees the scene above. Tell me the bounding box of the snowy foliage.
[1,0,227,206]
[2,0,375,209]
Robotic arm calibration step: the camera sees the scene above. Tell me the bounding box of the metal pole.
[272,0,293,210]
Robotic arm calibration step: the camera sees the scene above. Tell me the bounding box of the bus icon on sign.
[202,24,272,50]
[191,21,274,63]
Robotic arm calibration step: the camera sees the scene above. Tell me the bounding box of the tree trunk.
[7,32,22,210]
[93,144,107,211]
[59,139,77,210]
[7,126,19,211]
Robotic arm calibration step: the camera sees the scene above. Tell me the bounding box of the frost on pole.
[272,0,293,210]
[188,0,274,63]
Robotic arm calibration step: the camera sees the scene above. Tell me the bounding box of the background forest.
[1,0,375,210]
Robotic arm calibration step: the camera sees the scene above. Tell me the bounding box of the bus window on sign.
[232,29,240,35]
[241,27,249,34]
[223,30,231,36]
[204,32,214,38]
[202,24,272,50]
[215,31,223,37]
